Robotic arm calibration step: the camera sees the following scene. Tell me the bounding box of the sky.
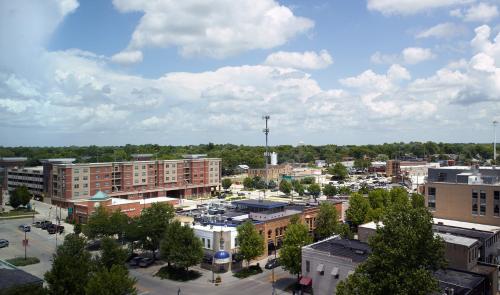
[1,0,500,146]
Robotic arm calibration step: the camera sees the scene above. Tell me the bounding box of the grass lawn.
[233,265,263,279]
[155,265,202,282]
[0,208,38,217]
[7,257,40,267]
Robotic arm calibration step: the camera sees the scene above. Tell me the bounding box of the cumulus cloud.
[111,50,143,65]
[402,47,436,64]
[371,47,435,65]
[112,0,314,59]
[367,0,473,15]
[415,22,467,39]
[462,3,499,22]
[263,50,333,70]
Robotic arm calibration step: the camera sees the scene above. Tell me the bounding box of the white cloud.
[463,3,499,22]
[112,0,314,59]
[340,64,411,93]
[263,50,333,70]
[415,22,467,39]
[402,47,436,64]
[367,0,473,15]
[371,47,435,65]
[111,50,143,65]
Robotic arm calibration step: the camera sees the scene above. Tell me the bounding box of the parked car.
[125,252,139,263]
[139,258,155,268]
[265,258,280,269]
[237,192,246,196]
[0,239,9,248]
[41,221,52,230]
[128,257,143,267]
[18,225,31,232]
[85,240,101,251]
[47,224,64,234]
[32,221,43,228]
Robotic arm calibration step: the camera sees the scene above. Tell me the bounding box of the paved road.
[0,217,71,278]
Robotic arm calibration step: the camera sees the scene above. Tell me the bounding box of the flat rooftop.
[435,232,479,247]
[308,236,371,263]
[435,268,486,295]
[192,224,237,232]
[233,199,287,209]
[434,218,500,233]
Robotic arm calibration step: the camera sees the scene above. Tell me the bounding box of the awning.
[331,267,339,277]
[299,276,312,286]
[316,264,324,272]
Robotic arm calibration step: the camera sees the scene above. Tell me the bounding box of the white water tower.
[271,152,278,166]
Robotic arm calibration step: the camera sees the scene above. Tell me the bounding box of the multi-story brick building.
[247,164,292,182]
[44,155,221,207]
[423,166,500,226]
[7,166,44,199]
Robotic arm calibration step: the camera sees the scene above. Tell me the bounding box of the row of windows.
[427,188,500,216]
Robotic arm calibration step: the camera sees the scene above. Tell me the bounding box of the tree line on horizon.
[0,142,497,175]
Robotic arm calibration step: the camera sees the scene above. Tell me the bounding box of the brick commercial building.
[247,164,292,182]
[43,155,221,207]
[423,166,500,226]
[69,191,179,223]
[7,166,44,199]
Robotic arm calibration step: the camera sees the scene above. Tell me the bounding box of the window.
[96,175,100,180]
[305,260,310,272]
[428,187,436,210]
[207,239,211,249]
[74,191,79,197]
[96,169,100,173]
[134,166,138,170]
[275,228,279,236]
[142,165,146,169]
[134,173,139,177]
[83,183,88,188]
[142,179,146,183]
[74,184,79,189]
[472,190,479,215]
[134,180,139,184]
[83,176,88,181]
[105,182,109,186]
[74,169,79,174]
[268,230,272,239]
[480,190,486,215]
[166,171,169,174]
[172,177,175,181]
[202,238,205,247]
[437,172,447,182]
[495,191,499,217]
[142,172,146,176]
[83,168,88,173]
[166,177,170,181]
[96,183,100,187]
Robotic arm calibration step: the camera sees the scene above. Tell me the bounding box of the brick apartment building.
[43,154,221,207]
[423,166,500,226]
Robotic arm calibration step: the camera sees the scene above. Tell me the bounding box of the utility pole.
[494,120,498,166]
[263,115,270,199]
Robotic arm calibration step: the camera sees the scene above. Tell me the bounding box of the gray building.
[7,166,44,199]
[301,236,370,294]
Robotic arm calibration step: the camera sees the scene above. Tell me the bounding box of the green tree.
[45,234,93,295]
[85,265,137,295]
[328,163,348,180]
[322,184,337,197]
[314,203,339,240]
[280,218,313,280]
[243,177,253,189]
[411,193,426,208]
[346,193,371,228]
[279,180,292,195]
[98,237,128,271]
[221,178,232,190]
[160,221,203,270]
[268,180,277,189]
[108,210,129,242]
[300,177,315,184]
[354,158,371,170]
[138,203,175,259]
[3,284,47,295]
[336,201,446,295]
[368,189,390,209]
[236,221,264,267]
[83,206,111,240]
[308,183,321,200]
[9,186,31,209]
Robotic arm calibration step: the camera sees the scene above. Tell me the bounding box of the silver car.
[0,239,9,248]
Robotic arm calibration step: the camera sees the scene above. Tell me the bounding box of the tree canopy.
[328,163,349,180]
[279,218,312,279]
[279,180,292,195]
[138,203,175,258]
[322,184,337,197]
[336,200,446,295]
[9,186,31,209]
[160,221,203,270]
[314,203,339,240]
[84,265,137,295]
[345,193,371,228]
[236,221,264,267]
[221,178,232,190]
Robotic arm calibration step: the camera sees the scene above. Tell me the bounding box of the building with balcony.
[44,155,221,207]
[423,166,500,226]
[7,166,44,199]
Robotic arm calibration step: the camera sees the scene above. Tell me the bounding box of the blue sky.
[1,0,499,146]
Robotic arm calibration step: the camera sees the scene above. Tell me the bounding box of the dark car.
[18,224,31,232]
[85,240,101,251]
[138,258,155,268]
[265,258,279,269]
[47,224,64,234]
[32,221,42,228]
[0,239,9,248]
[126,252,139,262]
[41,221,52,230]
[128,257,143,267]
